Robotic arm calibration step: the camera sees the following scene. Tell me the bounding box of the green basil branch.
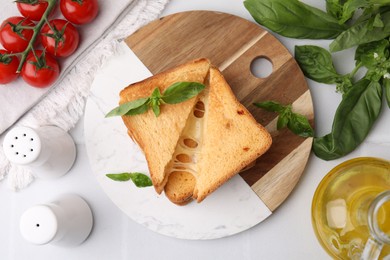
[105,82,205,118]
[245,0,390,160]
[15,0,58,72]
[253,101,314,138]
[297,40,390,160]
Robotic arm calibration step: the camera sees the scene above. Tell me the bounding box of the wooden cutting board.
[125,11,314,212]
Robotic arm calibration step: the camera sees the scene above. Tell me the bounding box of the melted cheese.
[167,93,208,177]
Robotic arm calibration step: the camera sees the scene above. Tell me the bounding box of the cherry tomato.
[21,50,60,88]
[41,19,79,57]
[60,0,98,25]
[0,50,19,84]
[0,16,35,52]
[17,1,49,21]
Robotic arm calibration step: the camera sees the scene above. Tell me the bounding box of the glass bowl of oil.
[312,157,390,259]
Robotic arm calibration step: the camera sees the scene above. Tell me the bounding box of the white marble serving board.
[84,41,272,240]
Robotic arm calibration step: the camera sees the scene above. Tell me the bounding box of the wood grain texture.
[125,11,314,212]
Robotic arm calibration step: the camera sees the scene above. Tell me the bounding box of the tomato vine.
[0,0,98,87]
[14,0,58,73]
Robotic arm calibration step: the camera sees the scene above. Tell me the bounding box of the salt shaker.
[2,126,76,179]
[19,194,93,247]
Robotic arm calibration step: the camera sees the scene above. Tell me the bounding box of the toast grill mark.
[166,92,208,182]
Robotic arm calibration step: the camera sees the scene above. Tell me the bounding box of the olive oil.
[312,157,390,259]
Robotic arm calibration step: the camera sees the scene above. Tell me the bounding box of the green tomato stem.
[16,0,58,73]
[18,25,35,30]
[72,0,84,5]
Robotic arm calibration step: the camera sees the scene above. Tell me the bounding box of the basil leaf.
[150,87,162,116]
[125,101,150,116]
[106,173,132,181]
[244,0,347,39]
[288,113,314,138]
[105,98,150,117]
[330,11,390,52]
[326,0,345,20]
[151,87,162,99]
[373,13,385,27]
[162,82,205,104]
[106,172,153,188]
[313,79,382,160]
[295,44,352,94]
[383,77,390,108]
[151,100,161,117]
[295,45,342,84]
[253,101,285,113]
[313,134,344,159]
[129,173,153,188]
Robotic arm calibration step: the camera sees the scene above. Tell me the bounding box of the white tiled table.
[1,1,389,259]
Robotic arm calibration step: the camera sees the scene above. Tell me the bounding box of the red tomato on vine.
[21,50,60,88]
[0,50,19,84]
[60,0,99,25]
[41,19,80,57]
[16,0,50,21]
[0,16,35,52]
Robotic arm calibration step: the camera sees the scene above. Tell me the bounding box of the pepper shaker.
[19,194,93,247]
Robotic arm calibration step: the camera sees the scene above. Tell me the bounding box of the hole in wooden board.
[176,153,192,163]
[183,138,198,148]
[250,56,273,78]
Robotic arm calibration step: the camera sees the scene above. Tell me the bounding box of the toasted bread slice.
[119,58,211,193]
[163,66,272,204]
[193,66,271,202]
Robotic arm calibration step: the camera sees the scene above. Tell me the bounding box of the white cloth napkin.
[0,0,170,190]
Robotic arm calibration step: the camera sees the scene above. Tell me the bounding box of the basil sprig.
[253,101,314,138]
[106,82,205,118]
[106,172,152,188]
[296,40,389,160]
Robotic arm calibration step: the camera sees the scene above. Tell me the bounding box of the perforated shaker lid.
[2,126,41,165]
